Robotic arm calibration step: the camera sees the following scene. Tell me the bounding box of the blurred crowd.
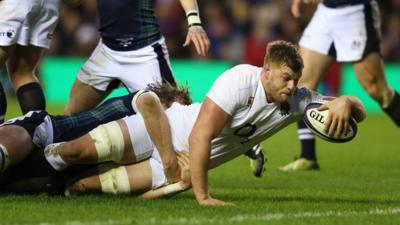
[50,0,400,66]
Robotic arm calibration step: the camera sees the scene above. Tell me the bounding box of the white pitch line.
[150,207,400,225]
[23,207,400,225]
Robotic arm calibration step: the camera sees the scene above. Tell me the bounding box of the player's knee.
[0,144,10,172]
[99,166,131,194]
[89,121,125,163]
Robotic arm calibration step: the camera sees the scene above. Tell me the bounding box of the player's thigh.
[64,79,109,115]
[6,45,44,88]
[298,47,335,89]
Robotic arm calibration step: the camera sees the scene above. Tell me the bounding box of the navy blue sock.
[298,120,317,161]
[17,82,46,114]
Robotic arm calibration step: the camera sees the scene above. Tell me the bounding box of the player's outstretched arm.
[134,91,180,184]
[318,96,366,138]
[189,97,234,206]
[179,0,210,56]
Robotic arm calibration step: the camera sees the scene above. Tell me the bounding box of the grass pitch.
[0,97,399,225]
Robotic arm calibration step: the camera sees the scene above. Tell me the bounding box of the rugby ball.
[303,103,358,143]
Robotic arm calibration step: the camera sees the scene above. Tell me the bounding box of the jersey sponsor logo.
[0,29,16,39]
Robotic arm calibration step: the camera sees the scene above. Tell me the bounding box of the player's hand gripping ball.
[304,103,358,143]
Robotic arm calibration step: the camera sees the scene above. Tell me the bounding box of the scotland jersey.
[98,0,161,51]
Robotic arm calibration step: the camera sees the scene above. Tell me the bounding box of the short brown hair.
[264,40,303,75]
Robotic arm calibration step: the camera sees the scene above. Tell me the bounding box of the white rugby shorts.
[299,1,381,62]
[77,37,174,92]
[0,0,60,48]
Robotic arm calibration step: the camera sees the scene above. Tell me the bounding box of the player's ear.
[263,64,271,79]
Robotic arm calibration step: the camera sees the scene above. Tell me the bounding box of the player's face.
[263,63,300,103]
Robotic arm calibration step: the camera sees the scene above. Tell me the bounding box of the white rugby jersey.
[125,64,325,169]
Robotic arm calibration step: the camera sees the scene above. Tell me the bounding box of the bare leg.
[6,45,43,88]
[68,160,153,195]
[64,79,110,115]
[352,52,394,108]
[6,45,46,113]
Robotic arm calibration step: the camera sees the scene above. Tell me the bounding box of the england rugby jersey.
[205,64,324,168]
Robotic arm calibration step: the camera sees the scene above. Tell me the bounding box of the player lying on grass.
[8,40,364,203]
[0,82,192,187]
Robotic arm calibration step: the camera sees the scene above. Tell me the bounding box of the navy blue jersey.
[323,0,370,8]
[98,0,161,51]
